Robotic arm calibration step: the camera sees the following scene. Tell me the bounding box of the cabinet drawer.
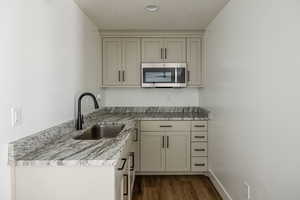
[191,133,208,142]
[191,157,208,172]
[191,121,208,131]
[191,142,207,156]
[141,121,190,132]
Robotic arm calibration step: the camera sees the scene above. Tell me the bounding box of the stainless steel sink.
[73,124,125,140]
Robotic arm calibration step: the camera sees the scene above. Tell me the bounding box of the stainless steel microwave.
[141,63,187,88]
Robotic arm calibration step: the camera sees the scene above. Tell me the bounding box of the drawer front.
[191,133,208,142]
[191,142,207,156]
[191,157,208,172]
[191,121,208,131]
[141,121,190,132]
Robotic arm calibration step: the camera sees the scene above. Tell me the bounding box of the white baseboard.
[208,169,233,200]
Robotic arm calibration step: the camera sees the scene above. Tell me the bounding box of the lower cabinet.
[140,131,190,172]
[139,120,208,174]
[14,129,137,200]
[165,133,190,171]
[140,133,165,171]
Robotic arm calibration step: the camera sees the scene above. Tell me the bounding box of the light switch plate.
[244,181,251,200]
[11,107,22,127]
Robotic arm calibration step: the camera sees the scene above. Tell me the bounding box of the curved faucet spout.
[76,92,99,130]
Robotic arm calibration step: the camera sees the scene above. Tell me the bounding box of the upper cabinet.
[187,38,205,87]
[142,38,186,63]
[102,38,122,86]
[163,38,186,62]
[101,31,206,88]
[103,38,140,87]
[122,38,141,86]
[141,38,164,62]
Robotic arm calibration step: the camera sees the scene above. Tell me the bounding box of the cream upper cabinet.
[141,38,186,62]
[187,38,204,87]
[165,133,190,171]
[141,38,164,62]
[102,38,141,87]
[122,38,141,86]
[164,38,186,62]
[102,34,205,88]
[103,38,122,86]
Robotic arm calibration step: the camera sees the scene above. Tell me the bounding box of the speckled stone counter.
[8,107,209,167]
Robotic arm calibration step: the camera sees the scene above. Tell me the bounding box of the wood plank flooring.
[132,175,222,200]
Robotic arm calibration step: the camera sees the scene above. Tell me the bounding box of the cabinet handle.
[194,149,206,152]
[122,70,125,82]
[118,70,121,82]
[165,48,167,59]
[159,125,172,128]
[194,163,205,167]
[130,152,135,171]
[161,48,163,59]
[194,125,206,128]
[167,136,169,148]
[118,158,127,170]
[187,70,190,82]
[194,136,206,139]
[133,128,138,142]
[123,174,128,196]
[162,136,165,148]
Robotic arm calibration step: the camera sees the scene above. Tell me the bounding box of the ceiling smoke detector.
[145,5,159,12]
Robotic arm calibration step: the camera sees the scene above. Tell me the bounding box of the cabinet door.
[141,38,164,62]
[140,132,165,172]
[187,38,203,87]
[164,38,186,62]
[122,38,141,86]
[103,38,123,86]
[165,132,190,171]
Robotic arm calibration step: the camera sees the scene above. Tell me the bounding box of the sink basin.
[73,124,125,140]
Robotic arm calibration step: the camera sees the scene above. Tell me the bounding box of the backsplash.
[104,88,202,106]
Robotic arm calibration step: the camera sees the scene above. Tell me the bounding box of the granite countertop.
[8,107,209,167]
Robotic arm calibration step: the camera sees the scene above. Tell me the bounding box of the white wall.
[104,88,202,106]
[0,1,101,199]
[204,0,300,199]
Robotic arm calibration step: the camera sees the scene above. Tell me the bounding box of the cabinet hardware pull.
[162,136,165,148]
[118,70,121,82]
[194,149,206,152]
[194,125,206,128]
[161,48,163,59]
[123,174,128,196]
[134,128,138,142]
[165,48,167,59]
[194,163,205,167]
[122,70,125,82]
[187,70,190,82]
[195,136,205,139]
[167,136,169,148]
[160,125,172,128]
[130,152,135,171]
[118,158,127,170]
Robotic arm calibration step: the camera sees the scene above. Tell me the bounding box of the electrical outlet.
[244,182,251,200]
[11,107,22,127]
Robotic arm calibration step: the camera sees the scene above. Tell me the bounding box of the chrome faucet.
[76,92,99,130]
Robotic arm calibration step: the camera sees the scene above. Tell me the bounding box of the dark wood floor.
[133,175,222,200]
